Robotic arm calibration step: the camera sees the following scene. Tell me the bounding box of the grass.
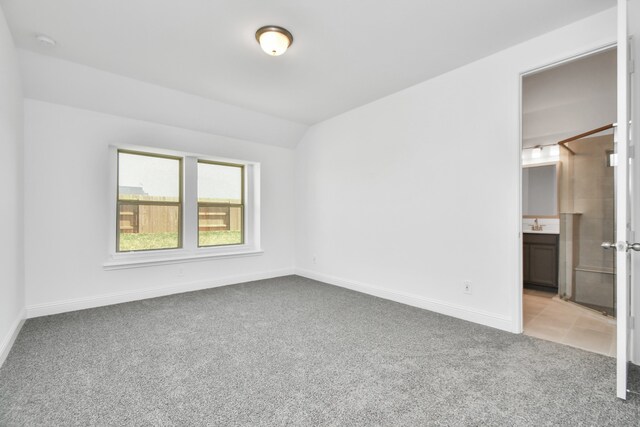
[119,231,242,252]
[199,230,242,247]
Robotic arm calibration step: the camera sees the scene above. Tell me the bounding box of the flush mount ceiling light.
[255,26,293,56]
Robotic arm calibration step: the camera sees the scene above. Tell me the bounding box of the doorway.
[520,46,617,356]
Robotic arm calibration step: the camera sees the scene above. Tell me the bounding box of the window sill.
[103,247,263,270]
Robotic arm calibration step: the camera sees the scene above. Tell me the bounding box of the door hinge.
[629,145,635,158]
[630,316,635,330]
[629,59,635,74]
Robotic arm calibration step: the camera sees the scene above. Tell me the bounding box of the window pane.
[119,152,180,202]
[198,162,242,203]
[118,204,180,251]
[199,206,243,246]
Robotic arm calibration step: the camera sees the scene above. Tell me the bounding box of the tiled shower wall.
[561,134,615,313]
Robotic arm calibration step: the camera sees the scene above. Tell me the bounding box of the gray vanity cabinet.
[523,233,559,290]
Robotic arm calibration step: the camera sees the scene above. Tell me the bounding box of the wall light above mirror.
[522,145,560,166]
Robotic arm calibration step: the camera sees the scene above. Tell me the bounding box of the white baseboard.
[26,268,295,319]
[24,267,514,333]
[0,308,26,368]
[295,268,514,333]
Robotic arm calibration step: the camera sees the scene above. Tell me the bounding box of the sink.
[522,218,559,234]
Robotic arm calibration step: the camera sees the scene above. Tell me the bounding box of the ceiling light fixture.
[255,26,293,56]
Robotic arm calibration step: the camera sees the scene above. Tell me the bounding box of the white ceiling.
[1,0,615,125]
[523,48,616,148]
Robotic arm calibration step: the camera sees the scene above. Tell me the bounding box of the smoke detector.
[35,34,56,48]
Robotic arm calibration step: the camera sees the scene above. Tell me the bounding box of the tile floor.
[523,289,616,357]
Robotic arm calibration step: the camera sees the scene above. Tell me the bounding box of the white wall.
[0,5,24,365]
[23,99,295,315]
[18,50,308,149]
[522,48,616,148]
[295,9,617,333]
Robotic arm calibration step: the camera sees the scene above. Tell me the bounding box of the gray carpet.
[1,275,639,426]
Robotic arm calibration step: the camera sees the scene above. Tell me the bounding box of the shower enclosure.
[557,129,616,317]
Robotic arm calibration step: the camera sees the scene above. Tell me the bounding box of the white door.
[614,0,633,401]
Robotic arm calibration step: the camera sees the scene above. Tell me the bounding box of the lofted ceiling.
[523,48,616,149]
[1,0,616,125]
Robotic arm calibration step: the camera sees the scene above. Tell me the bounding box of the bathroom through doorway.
[520,46,617,356]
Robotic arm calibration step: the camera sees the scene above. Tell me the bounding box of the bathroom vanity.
[523,233,559,290]
[522,162,560,291]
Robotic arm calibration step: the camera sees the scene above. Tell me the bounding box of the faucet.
[531,218,544,231]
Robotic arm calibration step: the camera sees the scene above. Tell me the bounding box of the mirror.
[522,163,558,217]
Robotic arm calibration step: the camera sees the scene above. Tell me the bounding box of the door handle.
[626,242,640,252]
[601,241,640,252]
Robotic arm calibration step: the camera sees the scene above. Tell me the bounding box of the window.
[197,161,244,247]
[117,151,182,252]
[107,146,260,268]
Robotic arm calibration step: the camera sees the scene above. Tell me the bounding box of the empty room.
[1,0,640,425]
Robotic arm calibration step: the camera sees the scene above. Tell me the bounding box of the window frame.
[116,149,184,253]
[105,145,262,270]
[196,159,245,248]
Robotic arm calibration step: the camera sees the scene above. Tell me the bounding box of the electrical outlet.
[463,280,472,295]
[312,255,317,264]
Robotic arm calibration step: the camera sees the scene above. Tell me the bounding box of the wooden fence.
[119,196,241,233]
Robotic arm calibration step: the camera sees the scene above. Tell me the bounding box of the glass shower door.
[559,135,616,317]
